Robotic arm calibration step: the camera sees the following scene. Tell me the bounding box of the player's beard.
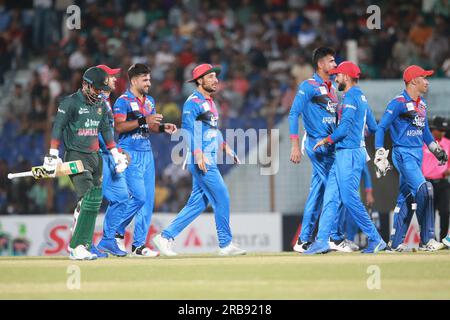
[338,82,346,91]
[201,83,217,93]
[139,86,150,96]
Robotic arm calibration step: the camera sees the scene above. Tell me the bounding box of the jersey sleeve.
[181,100,203,154]
[423,117,434,146]
[329,96,357,143]
[99,103,116,149]
[113,97,129,122]
[51,97,74,148]
[366,106,378,135]
[375,99,402,149]
[288,82,314,139]
[361,162,373,191]
[149,96,157,115]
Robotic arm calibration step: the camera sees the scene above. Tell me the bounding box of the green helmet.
[82,67,111,91]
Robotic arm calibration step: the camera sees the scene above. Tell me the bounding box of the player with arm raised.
[288,47,345,252]
[305,61,386,254]
[43,66,127,260]
[374,65,447,252]
[153,64,244,256]
[112,63,177,257]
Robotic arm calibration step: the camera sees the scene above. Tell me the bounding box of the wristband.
[159,123,165,133]
[138,117,146,126]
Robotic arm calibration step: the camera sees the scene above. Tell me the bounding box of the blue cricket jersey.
[329,86,377,149]
[375,90,434,149]
[99,93,114,154]
[182,90,223,157]
[113,89,156,152]
[288,73,339,139]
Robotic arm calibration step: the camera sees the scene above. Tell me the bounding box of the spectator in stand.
[408,15,433,48]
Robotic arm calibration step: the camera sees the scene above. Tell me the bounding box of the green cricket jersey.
[51,90,115,153]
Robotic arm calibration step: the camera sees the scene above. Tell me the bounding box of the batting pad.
[70,186,103,249]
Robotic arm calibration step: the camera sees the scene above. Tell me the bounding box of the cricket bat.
[7,160,85,180]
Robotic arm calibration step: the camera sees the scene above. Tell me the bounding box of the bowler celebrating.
[305,61,386,254]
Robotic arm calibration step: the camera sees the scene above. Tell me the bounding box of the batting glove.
[374,147,391,178]
[43,149,62,177]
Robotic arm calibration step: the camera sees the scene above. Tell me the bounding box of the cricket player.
[305,61,386,254]
[153,63,245,256]
[334,163,375,252]
[374,65,448,251]
[43,66,128,260]
[94,64,129,257]
[113,63,177,257]
[288,47,353,252]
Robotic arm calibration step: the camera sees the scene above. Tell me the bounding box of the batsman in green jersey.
[43,67,128,260]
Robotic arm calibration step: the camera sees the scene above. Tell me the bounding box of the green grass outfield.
[1,251,450,299]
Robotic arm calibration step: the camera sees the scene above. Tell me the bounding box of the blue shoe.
[90,244,108,258]
[443,235,450,248]
[303,240,330,255]
[97,239,127,257]
[361,239,387,254]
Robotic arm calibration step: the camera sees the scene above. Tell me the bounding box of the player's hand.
[366,190,375,207]
[195,151,210,173]
[313,138,330,151]
[43,149,62,177]
[145,114,163,125]
[433,147,448,166]
[163,123,177,134]
[290,145,302,164]
[111,147,128,173]
[374,147,391,178]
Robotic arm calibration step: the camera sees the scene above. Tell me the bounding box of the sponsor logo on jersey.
[84,118,100,128]
[322,116,336,124]
[412,115,425,128]
[77,128,98,136]
[78,107,89,115]
[130,102,140,112]
[326,101,338,113]
[406,102,415,112]
[57,108,66,114]
[319,86,327,95]
[361,95,367,102]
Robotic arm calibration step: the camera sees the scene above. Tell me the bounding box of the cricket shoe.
[97,239,127,257]
[130,245,160,257]
[344,239,359,251]
[219,242,246,256]
[443,235,450,248]
[90,245,108,258]
[69,245,97,260]
[361,239,386,254]
[293,239,311,253]
[418,239,446,252]
[385,243,411,253]
[328,238,353,253]
[153,234,177,256]
[115,233,126,252]
[303,240,330,254]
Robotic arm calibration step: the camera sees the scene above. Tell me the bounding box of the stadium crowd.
[0,0,449,214]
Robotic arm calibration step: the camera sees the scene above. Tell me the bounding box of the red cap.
[96,64,121,75]
[403,65,434,83]
[187,64,221,82]
[329,61,361,79]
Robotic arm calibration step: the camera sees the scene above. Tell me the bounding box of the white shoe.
[219,243,246,256]
[328,239,353,253]
[153,234,177,256]
[130,245,159,257]
[419,239,446,252]
[393,243,412,252]
[343,239,359,251]
[115,234,126,252]
[69,245,97,260]
[293,240,311,253]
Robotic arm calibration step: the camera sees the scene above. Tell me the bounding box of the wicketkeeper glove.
[428,141,448,166]
[110,148,129,173]
[43,149,62,177]
[374,147,391,178]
